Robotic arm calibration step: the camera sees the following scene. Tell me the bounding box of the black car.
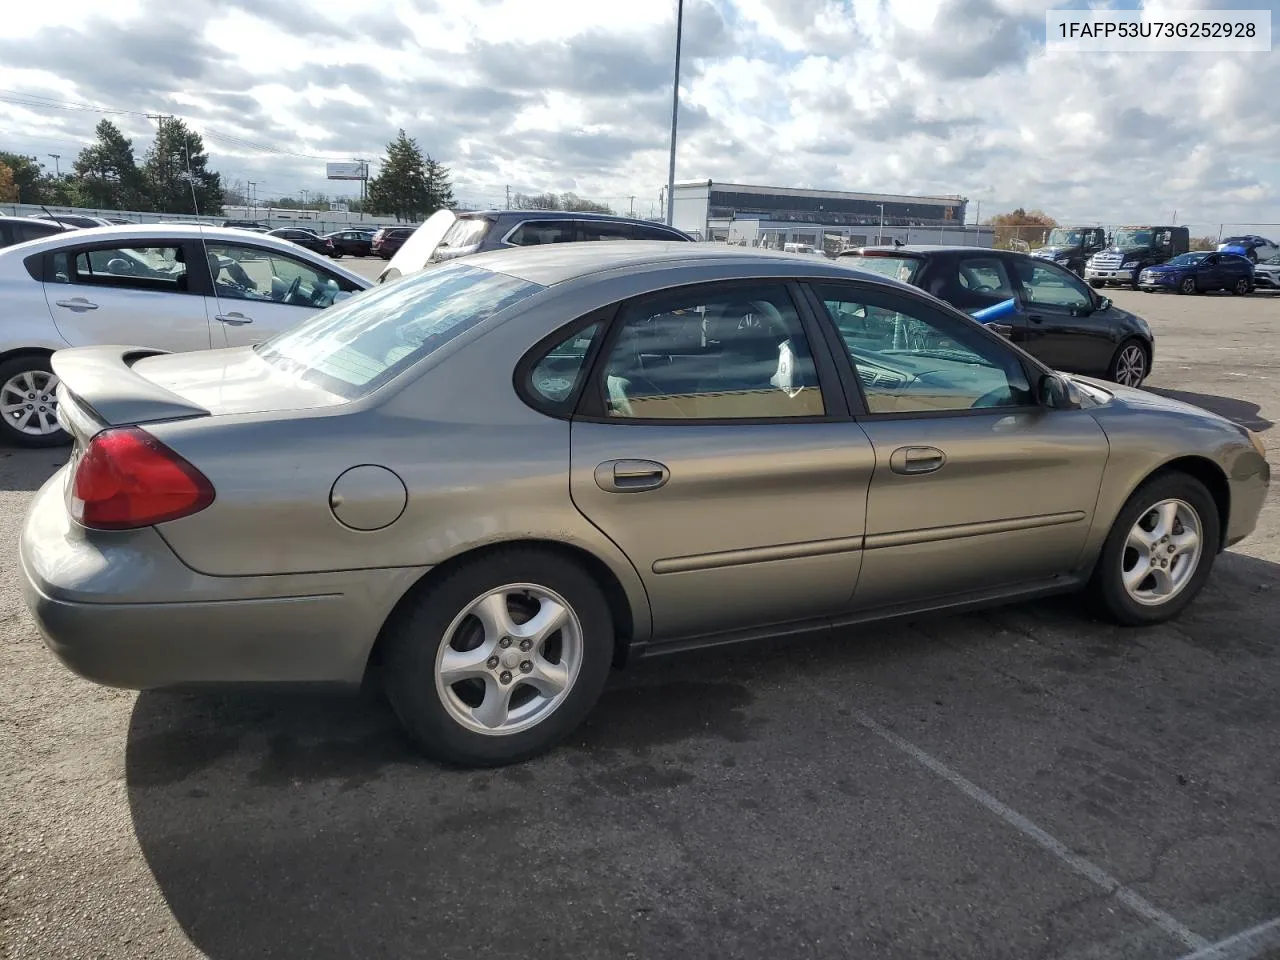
[267,227,335,257]
[1137,251,1254,296]
[0,215,66,249]
[840,245,1155,387]
[324,229,374,258]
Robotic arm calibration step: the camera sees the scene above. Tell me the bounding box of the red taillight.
[71,427,215,530]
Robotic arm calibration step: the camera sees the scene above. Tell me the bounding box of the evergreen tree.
[366,130,454,221]
[141,117,224,215]
[73,120,144,210]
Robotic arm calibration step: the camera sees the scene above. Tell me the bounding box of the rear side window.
[507,220,575,246]
[577,221,634,242]
[523,322,603,413]
[256,262,544,399]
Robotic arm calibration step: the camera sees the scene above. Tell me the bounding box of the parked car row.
[17,240,1271,767]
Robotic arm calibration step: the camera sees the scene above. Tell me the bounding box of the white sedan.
[0,224,370,447]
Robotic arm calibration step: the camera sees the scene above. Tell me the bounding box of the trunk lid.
[52,345,345,445]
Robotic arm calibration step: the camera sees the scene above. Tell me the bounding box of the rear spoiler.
[51,346,211,428]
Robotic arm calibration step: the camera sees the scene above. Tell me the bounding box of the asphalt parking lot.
[2,287,1278,960]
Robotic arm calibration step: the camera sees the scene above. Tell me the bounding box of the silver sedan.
[19,242,1271,767]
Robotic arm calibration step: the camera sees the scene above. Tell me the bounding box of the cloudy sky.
[1,0,1276,230]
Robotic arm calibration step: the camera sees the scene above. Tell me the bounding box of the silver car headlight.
[1122,260,1139,268]
[1247,429,1267,458]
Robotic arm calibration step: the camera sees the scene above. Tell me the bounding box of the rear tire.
[383,548,615,767]
[1087,473,1219,626]
[0,354,70,448]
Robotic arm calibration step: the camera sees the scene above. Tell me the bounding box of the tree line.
[0,122,470,223]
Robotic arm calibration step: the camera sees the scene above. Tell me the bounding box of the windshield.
[1046,229,1083,246]
[439,217,492,250]
[256,262,544,399]
[1165,253,1208,267]
[845,255,921,284]
[1113,229,1152,247]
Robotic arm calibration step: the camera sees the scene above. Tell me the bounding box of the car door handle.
[1028,314,1045,324]
[594,459,670,493]
[54,297,98,312]
[889,446,946,476]
[215,312,254,325]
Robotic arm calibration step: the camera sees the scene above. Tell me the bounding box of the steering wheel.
[282,275,302,304]
[971,386,1013,409]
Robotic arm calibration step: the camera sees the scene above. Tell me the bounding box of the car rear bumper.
[20,468,427,690]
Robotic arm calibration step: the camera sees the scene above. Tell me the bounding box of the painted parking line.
[855,711,1210,952]
[1173,917,1280,960]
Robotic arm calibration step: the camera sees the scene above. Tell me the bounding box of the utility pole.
[629,195,636,217]
[665,0,684,225]
[48,154,60,178]
[182,145,200,216]
[246,180,258,218]
[506,185,511,210]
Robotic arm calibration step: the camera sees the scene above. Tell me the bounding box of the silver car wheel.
[434,582,584,736]
[1114,344,1146,386]
[1121,499,1203,607]
[1,369,61,436]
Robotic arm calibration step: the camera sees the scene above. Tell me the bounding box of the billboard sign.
[326,161,368,181]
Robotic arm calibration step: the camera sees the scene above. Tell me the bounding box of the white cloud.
[0,0,1275,229]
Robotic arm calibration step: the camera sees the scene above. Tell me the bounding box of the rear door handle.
[889,446,946,476]
[594,459,670,493]
[54,297,98,312]
[215,312,254,325]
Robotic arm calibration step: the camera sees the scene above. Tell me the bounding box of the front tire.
[1087,473,1219,626]
[1089,279,1105,289]
[383,548,615,767]
[1232,277,1250,296]
[1107,338,1149,387]
[1178,276,1197,295]
[0,354,70,448]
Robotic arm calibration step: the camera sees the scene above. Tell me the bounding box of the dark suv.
[376,211,693,284]
[0,216,66,249]
[372,227,415,258]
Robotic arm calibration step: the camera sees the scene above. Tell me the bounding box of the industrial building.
[668,180,994,251]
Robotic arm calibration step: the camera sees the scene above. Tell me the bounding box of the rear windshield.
[439,217,492,250]
[844,254,921,284]
[255,262,544,399]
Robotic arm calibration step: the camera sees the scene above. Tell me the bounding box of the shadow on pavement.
[0,446,68,493]
[1143,387,1273,433]
[126,551,1280,960]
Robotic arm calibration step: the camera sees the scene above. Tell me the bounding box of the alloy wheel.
[0,369,61,437]
[1180,277,1196,294]
[1121,499,1202,607]
[434,583,583,736]
[1114,344,1147,387]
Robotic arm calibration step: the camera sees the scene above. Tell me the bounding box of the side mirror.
[1040,373,1082,410]
[1097,296,1112,312]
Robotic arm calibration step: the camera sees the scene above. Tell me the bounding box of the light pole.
[48,154,60,178]
[877,203,884,244]
[665,0,684,226]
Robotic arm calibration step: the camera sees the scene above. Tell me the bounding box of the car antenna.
[39,204,72,229]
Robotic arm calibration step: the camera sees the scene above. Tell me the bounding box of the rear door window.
[843,255,921,284]
[49,245,191,294]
